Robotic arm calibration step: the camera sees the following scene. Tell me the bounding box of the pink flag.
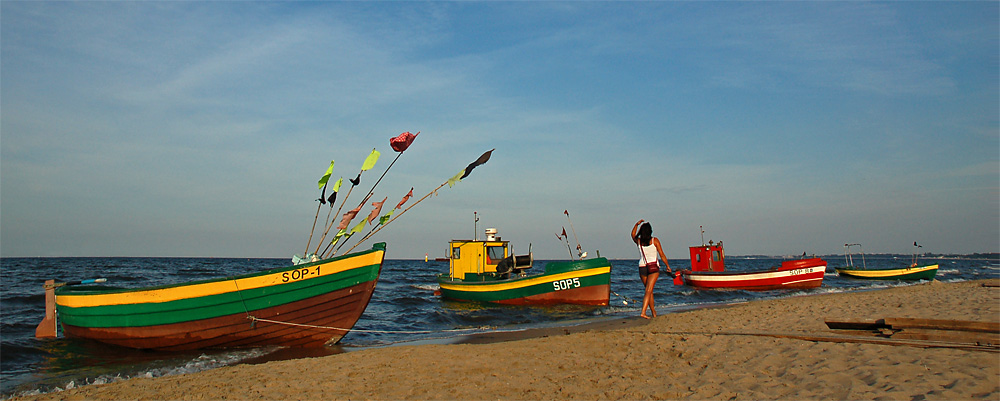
[337,205,362,230]
[367,197,387,224]
[390,131,419,152]
[395,188,413,210]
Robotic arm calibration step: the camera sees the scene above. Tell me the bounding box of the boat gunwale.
[835,264,939,279]
[438,257,611,286]
[834,264,939,273]
[54,243,386,297]
[683,264,827,278]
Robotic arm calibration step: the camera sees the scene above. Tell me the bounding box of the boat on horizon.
[35,243,386,351]
[834,243,938,281]
[436,228,611,306]
[677,236,826,291]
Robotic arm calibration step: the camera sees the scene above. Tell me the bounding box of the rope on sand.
[247,316,496,334]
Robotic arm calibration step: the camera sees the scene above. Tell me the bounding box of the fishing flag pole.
[557,228,574,260]
[564,210,584,258]
[911,241,923,267]
[303,160,335,258]
[313,148,381,256]
[330,196,388,256]
[358,132,418,206]
[320,193,371,258]
[325,132,419,257]
[349,187,414,255]
[343,148,494,255]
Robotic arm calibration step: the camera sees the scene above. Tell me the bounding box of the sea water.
[2,255,997,398]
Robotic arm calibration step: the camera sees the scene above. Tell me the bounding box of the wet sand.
[15,279,999,400]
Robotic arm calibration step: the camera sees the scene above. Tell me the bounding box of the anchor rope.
[232,278,252,319]
[246,316,498,335]
[612,290,639,305]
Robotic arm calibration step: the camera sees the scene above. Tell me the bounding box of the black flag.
[461,149,494,179]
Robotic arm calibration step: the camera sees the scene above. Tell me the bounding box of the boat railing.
[844,243,866,270]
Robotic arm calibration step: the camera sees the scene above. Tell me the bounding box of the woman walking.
[631,219,671,319]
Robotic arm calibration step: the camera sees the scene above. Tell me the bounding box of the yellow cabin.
[447,239,508,280]
[446,228,532,281]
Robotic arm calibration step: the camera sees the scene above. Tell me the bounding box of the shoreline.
[13,279,1000,400]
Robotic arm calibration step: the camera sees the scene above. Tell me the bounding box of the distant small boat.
[678,238,826,291]
[436,228,611,305]
[36,243,386,350]
[836,264,938,280]
[835,243,938,281]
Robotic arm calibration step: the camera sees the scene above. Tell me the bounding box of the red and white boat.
[678,240,826,291]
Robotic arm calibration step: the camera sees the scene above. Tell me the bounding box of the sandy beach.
[15,279,999,400]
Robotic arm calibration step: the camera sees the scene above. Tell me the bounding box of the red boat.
[678,240,826,291]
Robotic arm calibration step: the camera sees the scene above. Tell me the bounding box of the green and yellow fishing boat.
[835,264,939,280]
[436,228,611,306]
[36,243,386,351]
[34,133,497,351]
[834,243,938,281]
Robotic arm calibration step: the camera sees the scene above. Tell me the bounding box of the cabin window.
[712,251,721,261]
[452,247,460,259]
[486,246,505,264]
[696,254,701,263]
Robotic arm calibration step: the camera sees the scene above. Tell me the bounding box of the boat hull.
[54,243,386,351]
[437,258,611,306]
[835,264,938,280]
[682,258,826,291]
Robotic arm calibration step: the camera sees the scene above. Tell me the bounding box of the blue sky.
[2,2,997,260]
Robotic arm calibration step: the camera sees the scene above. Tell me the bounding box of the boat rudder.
[35,279,57,339]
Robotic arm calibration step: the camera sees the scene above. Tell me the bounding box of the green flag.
[350,218,367,234]
[378,209,395,225]
[318,160,335,189]
[329,229,348,248]
[361,148,381,171]
[332,177,343,192]
[447,169,465,187]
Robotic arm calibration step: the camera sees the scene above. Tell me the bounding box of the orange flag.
[367,197,387,224]
[337,205,362,230]
[395,188,413,210]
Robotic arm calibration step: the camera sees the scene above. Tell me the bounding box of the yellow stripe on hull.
[438,266,611,293]
[57,252,384,308]
[836,264,938,279]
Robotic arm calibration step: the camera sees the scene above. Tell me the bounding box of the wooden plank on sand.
[882,318,1000,333]
[889,328,1000,345]
[825,319,885,330]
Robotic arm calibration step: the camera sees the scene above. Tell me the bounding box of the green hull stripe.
[438,270,610,302]
[57,263,379,328]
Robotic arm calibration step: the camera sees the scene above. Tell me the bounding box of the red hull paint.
[682,258,826,291]
[61,280,377,351]
[491,284,610,306]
